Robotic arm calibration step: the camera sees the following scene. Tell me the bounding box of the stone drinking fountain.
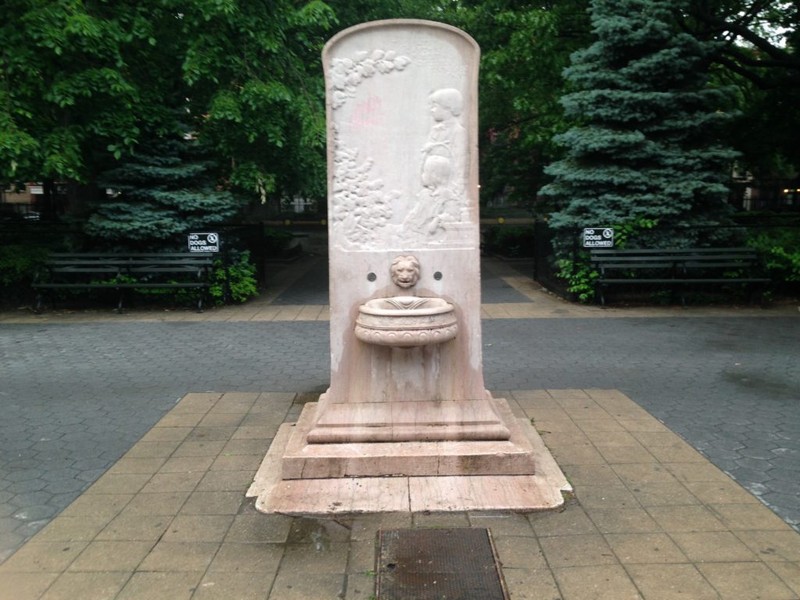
[249,19,568,513]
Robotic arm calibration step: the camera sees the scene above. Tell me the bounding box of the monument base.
[247,398,571,514]
[286,398,531,478]
[306,396,512,443]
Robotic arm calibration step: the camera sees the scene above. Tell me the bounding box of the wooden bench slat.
[33,252,214,313]
[589,247,769,306]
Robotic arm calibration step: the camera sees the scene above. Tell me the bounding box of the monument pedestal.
[306,396,511,443]
[248,396,571,514]
[284,398,533,478]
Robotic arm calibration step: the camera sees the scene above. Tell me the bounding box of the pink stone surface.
[282,399,534,479]
[249,21,569,515]
[407,475,565,512]
[308,398,510,443]
[249,405,570,514]
[319,21,489,433]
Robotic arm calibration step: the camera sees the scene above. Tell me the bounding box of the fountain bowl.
[354,296,458,347]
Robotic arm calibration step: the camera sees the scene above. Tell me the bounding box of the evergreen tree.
[539,0,739,247]
[85,129,241,249]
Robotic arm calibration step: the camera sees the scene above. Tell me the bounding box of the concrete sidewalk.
[1,256,799,598]
[1,389,799,600]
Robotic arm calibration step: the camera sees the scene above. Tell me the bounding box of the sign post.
[188,232,220,253]
[187,232,230,302]
[582,228,614,248]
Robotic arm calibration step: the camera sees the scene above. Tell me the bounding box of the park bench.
[589,247,771,306]
[32,252,214,313]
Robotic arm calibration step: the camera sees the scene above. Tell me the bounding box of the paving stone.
[121,491,190,517]
[552,564,641,600]
[268,571,346,600]
[342,572,378,600]
[586,507,661,534]
[671,531,760,562]
[207,542,283,574]
[138,541,219,572]
[0,572,60,600]
[491,535,547,571]
[468,512,534,537]
[625,564,718,600]
[604,532,688,564]
[96,514,171,542]
[735,529,800,562]
[40,571,131,600]
[194,571,276,600]
[501,567,560,600]
[224,514,292,544]
[67,540,153,572]
[116,571,202,600]
[6,480,48,495]
[162,515,234,543]
[698,562,797,600]
[0,540,88,572]
[538,534,618,568]
[12,505,58,522]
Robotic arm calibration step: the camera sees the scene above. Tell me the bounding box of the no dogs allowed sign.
[188,232,220,253]
[582,228,614,248]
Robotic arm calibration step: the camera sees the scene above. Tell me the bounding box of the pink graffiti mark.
[351,96,383,128]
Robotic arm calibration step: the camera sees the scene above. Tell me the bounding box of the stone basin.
[354,296,458,347]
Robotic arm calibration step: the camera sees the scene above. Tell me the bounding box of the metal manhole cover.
[376,528,508,600]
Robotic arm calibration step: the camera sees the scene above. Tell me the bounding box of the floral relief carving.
[329,49,412,109]
[331,135,397,248]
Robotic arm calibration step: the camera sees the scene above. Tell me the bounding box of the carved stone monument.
[249,20,568,513]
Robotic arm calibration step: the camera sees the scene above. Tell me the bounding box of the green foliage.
[482,225,535,258]
[540,0,739,245]
[4,0,797,228]
[452,0,592,208]
[726,82,800,181]
[0,0,167,181]
[209,251,258,305]
[746,228,800,283]
[2,0,337,209]
[263,228,296,257]
[556,253,598,302]
[554,218,658,302]
[0,244,48,305]
[324,0,443,27]
[181,0,336,206]
[613,218,659,249]
[0,244,48,288]
[691,2,799,181]
[85,130,243,248]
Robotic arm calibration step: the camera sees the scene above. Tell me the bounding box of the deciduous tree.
[449,0,592,210]
[180,0,336,209]
[0,0,160,182]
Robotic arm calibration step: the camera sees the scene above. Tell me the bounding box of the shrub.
[747,228,800,284]
[209,250,259,305]
[554,218,658,302]
[556,252,598,303]
[0,245,49,304]
[482,225,535,258]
